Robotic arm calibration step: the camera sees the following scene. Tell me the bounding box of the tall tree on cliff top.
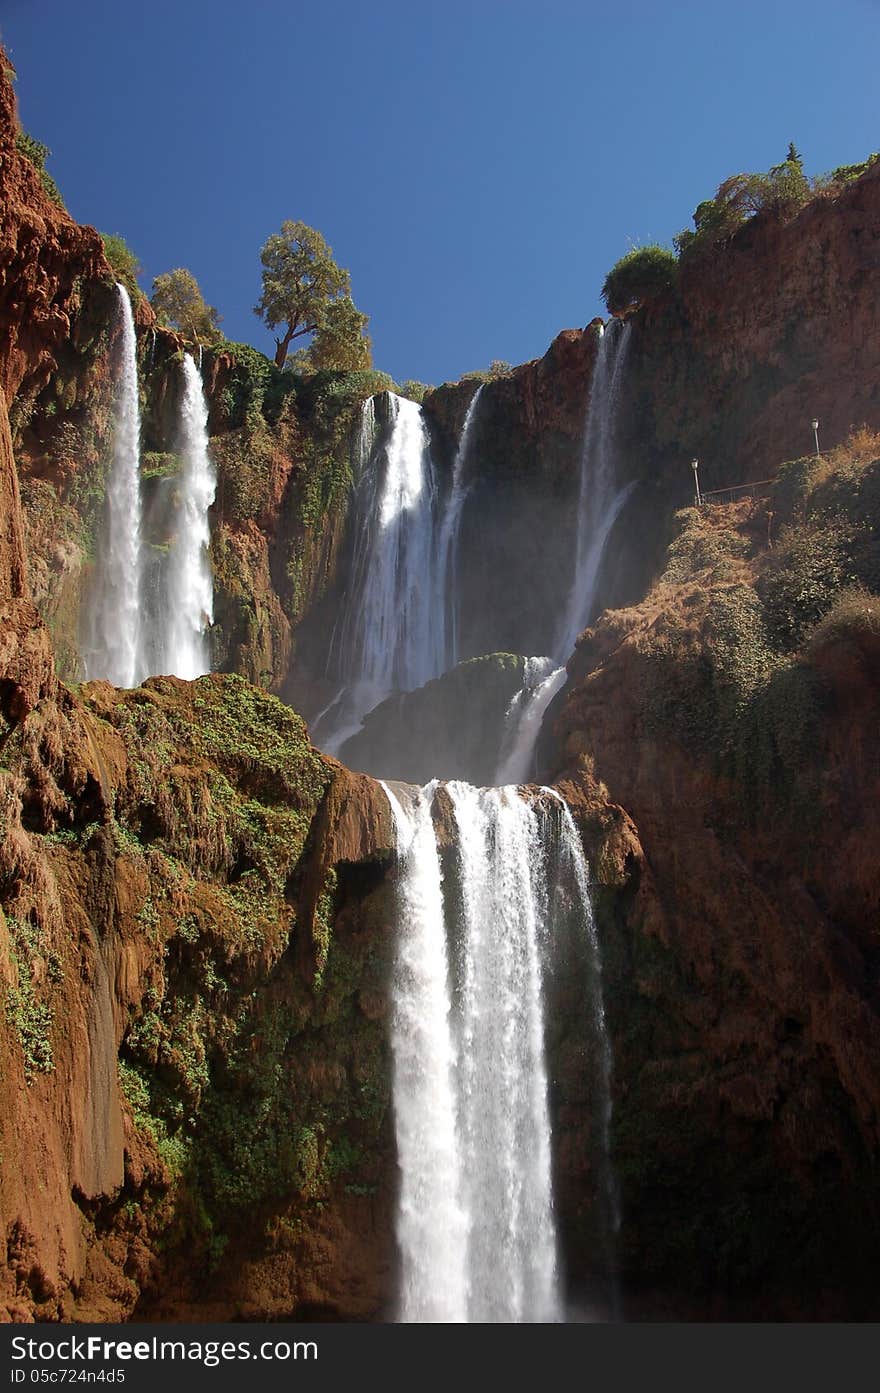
[307,295,372,371]
[151,268,222,345]
[254,220,360,369]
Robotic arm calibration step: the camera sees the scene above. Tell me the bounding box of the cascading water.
[382,780,468,1323]
[318,393,442,754]
[547,787,621,1314]
[447,781,560,1322]
[495,656,568,785]
[556,319,634,659]
[384,777,619,1322]
[163,354,216,679]
[435,384,483,669]
[353,394,376,482]
[84,283,143,688]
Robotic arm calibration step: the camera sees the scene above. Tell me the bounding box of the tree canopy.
[601,245,678,314]
[674,145,812,258]
[151,268,222,344]
[254,220,364,369]
[306,295,372,371]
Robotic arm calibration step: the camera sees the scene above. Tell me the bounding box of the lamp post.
[692,458,702,506]
[811,418,820,459]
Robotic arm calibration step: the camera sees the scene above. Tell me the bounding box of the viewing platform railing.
[697,478,776,507]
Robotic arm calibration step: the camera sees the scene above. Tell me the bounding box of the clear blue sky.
[1,0,877,385]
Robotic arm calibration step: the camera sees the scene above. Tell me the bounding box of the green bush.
[457,360,513,386]
[211,341,276,428]
[101,233,142,302]
[805,586,880,653]
[675,147,811,259]
[16,128,65,208]
[759,519,854,649]
[396,379,431,403]
[601,245,678,314]
[827,153,879,188]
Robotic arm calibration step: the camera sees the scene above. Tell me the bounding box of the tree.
[151,268,222,344]
[306,295,372,371]
[601,244,678,314]
[254,220,352,368]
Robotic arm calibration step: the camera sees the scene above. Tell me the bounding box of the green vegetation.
[254,219,370,370]
[101,233,142,301]
[805,586,880,654]
[599,146,877,312]
[826,152,879,186]
[306,295,372,371]
[457,359,513,385]
[759,518,853,648]
[87,674,394,1252]
[3,914,57,1083]
[674,145,810,257]
[15,128,64,208]
[601,244,678,314]
[150,268,223,345]
[31,670,394,1258]
[396,379,431,403]
[640,429,880,825]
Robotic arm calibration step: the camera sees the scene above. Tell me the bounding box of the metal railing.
[697,477,776,507]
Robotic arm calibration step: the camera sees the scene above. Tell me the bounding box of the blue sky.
[2,0,877,385]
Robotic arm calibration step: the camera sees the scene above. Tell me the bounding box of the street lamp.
[811,418,820,459]
[691,458,702,506]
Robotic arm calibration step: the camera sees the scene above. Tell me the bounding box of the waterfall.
[435,384,483,669]
[383,781,468,1322]
[556,319,633,659]
[318,393,442,753]
[447,781,560,1322]
[385,777,581,1323]
[163,354,216,679]
[353,394,377,481]
[546,786,621,1312]
[495,656,568,785]
[84,283,143,688]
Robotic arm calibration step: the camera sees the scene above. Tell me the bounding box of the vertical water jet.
[84,283,143,688]
[545,786,621,1313]
[447,781,561,1321]
[382,780,468,1322]
[164,354,216,679]
[385,779,618,1322]
[436,383,483,669]
[495,656,568,785]
[556,319,633,658]
[319,393,441,753]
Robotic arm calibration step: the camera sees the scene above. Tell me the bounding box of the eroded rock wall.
[544,477,880,1317]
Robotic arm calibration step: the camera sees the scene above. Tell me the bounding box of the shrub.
[805,586,880,654]
[601,245,678,314]
[101,234,142,301]
[675,146,811,259]
[211,341,275,428]
[457,360,514,386]
[826,153,879,188]
[15,129,64,208]
[396,379,431,403]
[759,518,854,649]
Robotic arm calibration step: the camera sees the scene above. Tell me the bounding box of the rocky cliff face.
[1,667,398,1321]
[544,451,880,1315]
